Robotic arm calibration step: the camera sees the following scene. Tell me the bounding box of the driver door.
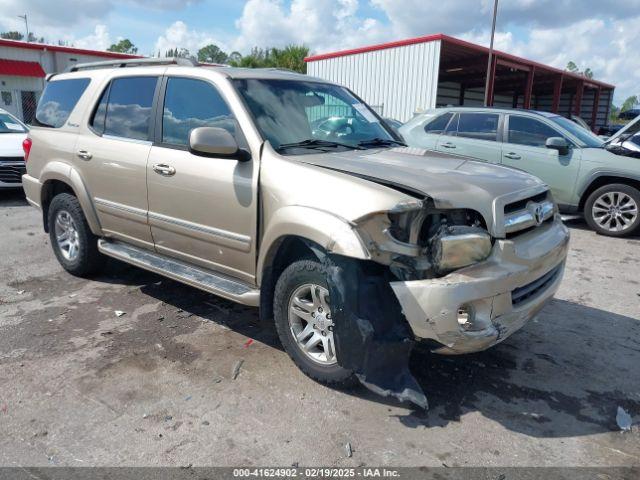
[146,76,258,283]
[502,114,581,205]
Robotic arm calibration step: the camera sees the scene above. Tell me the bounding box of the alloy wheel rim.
[288,283,337,365]
[592,192,638,232]
[54,210,80,261]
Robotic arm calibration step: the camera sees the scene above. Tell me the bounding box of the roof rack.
[66,57,197,72]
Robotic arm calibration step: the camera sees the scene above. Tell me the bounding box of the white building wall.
[307,40,441,122]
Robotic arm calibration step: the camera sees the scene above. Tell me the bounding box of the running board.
[98,239,260,306]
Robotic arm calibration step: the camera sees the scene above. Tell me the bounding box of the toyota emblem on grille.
[534,204,544,225]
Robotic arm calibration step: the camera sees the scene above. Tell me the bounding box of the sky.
[0,0,638,105]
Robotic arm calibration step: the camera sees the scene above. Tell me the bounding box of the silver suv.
[22,58,569,403]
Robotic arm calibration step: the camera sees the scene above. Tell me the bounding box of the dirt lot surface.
[0,189,639,467]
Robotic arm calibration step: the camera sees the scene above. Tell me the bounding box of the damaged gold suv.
[22,58,569,406]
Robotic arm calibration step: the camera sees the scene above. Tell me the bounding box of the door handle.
[504,152,522,160]
[152,163,176,176]
[77,150,92,160]
[440,142,456,149]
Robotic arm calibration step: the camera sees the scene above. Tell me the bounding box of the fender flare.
[578,170,640,198]
[39,161,103,236]
[256,205,370,285]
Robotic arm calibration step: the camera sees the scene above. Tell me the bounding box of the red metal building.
[305,33,615,131]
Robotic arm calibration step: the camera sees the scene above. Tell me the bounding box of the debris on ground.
[616,406,633,431]
[184,396,192,401]
[243,339,254,348]
[201,420,210,426]
[213,375,223,384]
[345,442,353,458]
[114,310,126,317]
[232,360,244,379]
[165,415,173,422]
[17,290,25,295]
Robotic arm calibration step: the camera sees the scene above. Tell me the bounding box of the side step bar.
[98,240,260,306]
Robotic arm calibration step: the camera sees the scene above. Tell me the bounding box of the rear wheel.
[48,193,105,276]
[584,184,640,237]
[274,259,355,386]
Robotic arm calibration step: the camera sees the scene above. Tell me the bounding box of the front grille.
[0,163,26,184]
[511,264,562,307]
[504,191,548,215]
[0,156,25,163]
[504,191,555,237]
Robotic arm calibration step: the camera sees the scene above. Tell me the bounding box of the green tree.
[227,45,309,73]
[1,31,24,40]
[197,44,228,64]
[566,61,594,79]
[621,95,639,112]
[269,45,309,73]
[107,39,138,54]
[566,61,579,73]
[609,103,620,122]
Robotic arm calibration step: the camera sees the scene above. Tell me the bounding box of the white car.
[0,108,28,188]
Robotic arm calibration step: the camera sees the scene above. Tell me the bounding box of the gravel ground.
[0,188,639,467]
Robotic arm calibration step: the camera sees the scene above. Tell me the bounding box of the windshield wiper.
[276,139,363,152]
[357,138,406,148]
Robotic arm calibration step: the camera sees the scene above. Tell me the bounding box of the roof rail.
[66,57,197,72]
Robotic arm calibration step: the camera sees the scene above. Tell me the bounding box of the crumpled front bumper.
[390,216,570,354]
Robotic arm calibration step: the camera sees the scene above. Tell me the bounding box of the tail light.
[22,138,32,162]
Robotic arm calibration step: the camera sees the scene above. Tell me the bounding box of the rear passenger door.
[76,76,160,249]
[502,115,581,205]
[146,76,258,284]
[435,112,502,163]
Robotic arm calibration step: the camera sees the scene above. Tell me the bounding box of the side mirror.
[189,127,246,160]
[546,136,570,156]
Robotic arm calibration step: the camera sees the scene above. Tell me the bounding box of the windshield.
[0,113,27,133]
[232,79,397,154]
[549,115,603,148]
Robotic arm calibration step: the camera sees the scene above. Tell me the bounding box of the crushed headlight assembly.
[354,200,491,279]
[430,225,492,273]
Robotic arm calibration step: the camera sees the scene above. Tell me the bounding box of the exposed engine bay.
[354,198,492,281]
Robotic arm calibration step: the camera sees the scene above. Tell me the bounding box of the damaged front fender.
[257,205,370,284]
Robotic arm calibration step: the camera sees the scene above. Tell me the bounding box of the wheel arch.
[39,164,102,236]
[257,206,370,324]
[578,173,640,210]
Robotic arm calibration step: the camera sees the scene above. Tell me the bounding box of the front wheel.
[48,193,105,276]
[273,259,355,386]
[584,184,640,237]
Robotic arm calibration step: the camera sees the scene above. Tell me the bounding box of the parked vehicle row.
[0,108,28,189]
[21,59,569,396]
[400,107,640,237]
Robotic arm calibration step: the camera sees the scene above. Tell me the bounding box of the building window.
[1,91,11,106]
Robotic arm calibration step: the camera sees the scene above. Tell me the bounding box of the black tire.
[273,259,356,386]
[584,183,640,237]
[48,193,105,276]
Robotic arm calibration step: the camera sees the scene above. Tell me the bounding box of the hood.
[296,147,546,235]
[605,115,640,146]
[0,133,27,157]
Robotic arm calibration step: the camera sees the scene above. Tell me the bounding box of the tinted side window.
[35,78,90,128]
[162,77,235,146]
[508,116,562,147]
[104,77,157,141]
[443,113,459,136]
[90,84,110,134]
[424,113,453,134]
[457,113,499,141]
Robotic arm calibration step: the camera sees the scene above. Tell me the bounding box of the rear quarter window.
[35,78,90,128]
